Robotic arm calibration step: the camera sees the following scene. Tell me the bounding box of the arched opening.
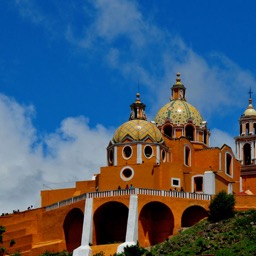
[246,123,249,135]
[63,208,83,252]
[194,176,203,192]
[244,143,251,165]
[185,125,194,141]
[240,124,242,135]
[254,123,256,135]
[108,149,114,166]
[226,153,233,175]
[181,206,208,227]
[139,202,174,247]
[94,202,128,245]
[203,130,207,144]
[184,146,191,166]
[163,125,172,138]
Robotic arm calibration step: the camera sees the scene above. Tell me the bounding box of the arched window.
[203,130,207,144]
[108,149,114,166]
[240,124,242,136]
[161,149,166,162]
[184,145,191,166]
[185,125,194,141]
[163,125,172,138]
[254,123,256,135]
[246,123,249,135]
[226,153,233,176]
[243,143,251,165]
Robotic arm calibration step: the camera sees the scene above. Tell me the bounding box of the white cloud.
[7,0,256,212]
[210,128,236,153]
[0,94,113,213]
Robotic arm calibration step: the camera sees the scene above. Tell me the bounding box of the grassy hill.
[150,209,256,256]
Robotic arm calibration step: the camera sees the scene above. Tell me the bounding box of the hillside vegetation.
[114,209,256,256]
[150,209,256,256]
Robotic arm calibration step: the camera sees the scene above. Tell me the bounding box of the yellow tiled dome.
[154,99,203,126]
[113,120,163,143]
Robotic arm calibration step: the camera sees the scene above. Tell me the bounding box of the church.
[0,73,256,256]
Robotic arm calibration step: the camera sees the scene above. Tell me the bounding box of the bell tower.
[235,90,256,193]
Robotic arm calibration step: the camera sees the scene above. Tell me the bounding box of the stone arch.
[63,208,83,252]
[181,205,208,227]
[94,201,128,245]
[139,201,174,246]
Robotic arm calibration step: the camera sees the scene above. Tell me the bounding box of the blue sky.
[0,0,256,212]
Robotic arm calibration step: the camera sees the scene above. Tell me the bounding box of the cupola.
[154,73,210,146]
[107,93,167,167]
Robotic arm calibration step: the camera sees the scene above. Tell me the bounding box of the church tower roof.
[243,98,256,116]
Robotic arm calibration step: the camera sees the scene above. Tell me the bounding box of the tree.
[209,190,235,222]
[0,225,18,256]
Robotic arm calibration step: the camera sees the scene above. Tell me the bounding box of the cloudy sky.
[0,0,256,213]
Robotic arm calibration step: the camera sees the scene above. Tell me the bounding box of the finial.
[136,92,141,102]
[176,72,181,83]
[249,87,253,99]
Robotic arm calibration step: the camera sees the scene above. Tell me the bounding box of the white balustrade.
[45,188,212,211]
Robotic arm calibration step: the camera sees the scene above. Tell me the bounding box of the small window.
[144,145,153,158]
[123,146,132,159]
[120,166,134,181]
[246,123,249,135]
[171,178,180,187]
[203,130,207,144]
[108,149,113,165]
[194,176,203,192]
[161,150,166,162]
[226,153,233,176]
[184,145,191,166]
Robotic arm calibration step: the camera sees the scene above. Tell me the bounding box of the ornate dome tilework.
[113,120,163,143]
[154,99,203,126]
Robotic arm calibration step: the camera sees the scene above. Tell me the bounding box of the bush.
[209,191,235,222]
[114,242,149,256]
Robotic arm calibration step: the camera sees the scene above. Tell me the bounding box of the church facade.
[0,74,255,256]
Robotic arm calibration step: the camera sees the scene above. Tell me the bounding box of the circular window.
[108,149,114,164]
[120,166,134,181]
[123,146,132,159]
[161,150,166,162]
[144,145,153,158]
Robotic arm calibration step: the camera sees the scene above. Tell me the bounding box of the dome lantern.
[171,73,186,101]
[129,93,147,121]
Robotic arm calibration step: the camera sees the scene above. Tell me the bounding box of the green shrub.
[209,191,235,222]
[114,242,149,256]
